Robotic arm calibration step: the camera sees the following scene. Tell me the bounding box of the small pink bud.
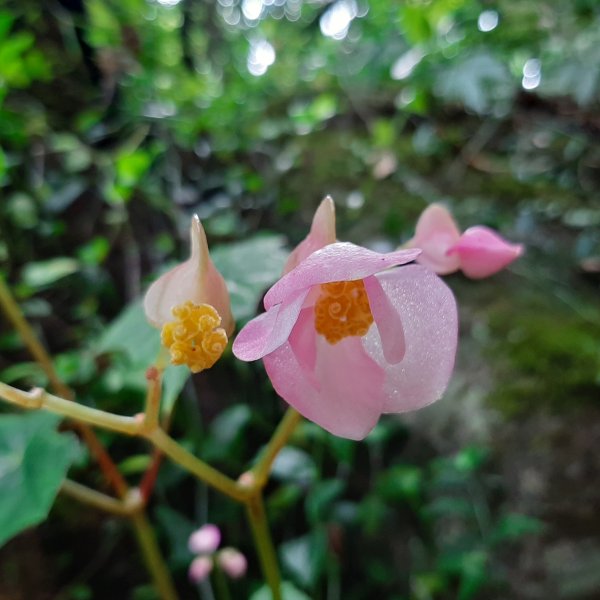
[448,226,524,279]
[189,556,213,583]
[217,547,248,579]
[188,524,221,555]
[237,471,256,489]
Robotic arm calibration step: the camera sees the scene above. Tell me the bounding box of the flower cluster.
[144,198,523,440]
[188,524,247,583]
[407,203,523,278]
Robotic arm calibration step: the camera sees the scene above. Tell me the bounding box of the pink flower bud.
[188,524,221,555]
[189,556,213,583]
[448,226,524,279]
[217,547,248,579]
[407,204,523,279]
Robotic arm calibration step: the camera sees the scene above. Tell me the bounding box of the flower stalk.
[246,493,282,600]
[252,407,302,488]
[61,479,133,516]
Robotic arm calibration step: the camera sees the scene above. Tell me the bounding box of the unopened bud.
[217,547,247,579]
[188,524,221,555]
[189,555,213,583]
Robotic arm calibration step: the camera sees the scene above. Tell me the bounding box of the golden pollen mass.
[314,280,374,344]
[161,302,227,373]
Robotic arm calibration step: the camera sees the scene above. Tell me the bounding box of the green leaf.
[279,530,327,589]
[306,479,345,525]
[211,234,288,323]
[271,447,317,485]
[249,581,312,600]
[21,257,79,288]
[0,412,80,547]
[154,505,195,567]
[490,513,545,543]
[453,446,489,473]
[203,404,252,461]
[377,465,423,504]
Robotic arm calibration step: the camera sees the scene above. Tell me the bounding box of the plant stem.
[213,565,232,600]
[246,493,282,600]
[144,366,162,432]
[0,275,128,496]
[130,504,179,600]
[0,382,247,502]
[0,279,180,599]
[61,479,132,516]
[252,408,302,487]
[0,276,72,399]
[148,428,249,502]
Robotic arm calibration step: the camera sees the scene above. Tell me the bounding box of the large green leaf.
[0,411,80,547]
[211,234,288,323]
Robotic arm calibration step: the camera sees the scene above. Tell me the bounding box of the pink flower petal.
[283,196,337,274]
[362,265,457,413]
[264,242,421,309]
[264,334,386,440]
[287,307,318,385]
[363,275,405,364]
[449,226,524,279]
[232,288,309,361]
[408,204,461,275]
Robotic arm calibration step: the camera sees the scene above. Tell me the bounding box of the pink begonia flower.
[407,204,523,279]
[217,547,248,579]
[189,555,213,583]
[282,196,337,275]
[188,524,221,555]
[144,216,234,373]
[233,241,458,440]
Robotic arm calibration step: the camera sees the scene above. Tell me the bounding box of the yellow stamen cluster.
[314,279,374,344]
[161,302,228,373]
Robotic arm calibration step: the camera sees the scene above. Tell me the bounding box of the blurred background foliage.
[0,0,599,598]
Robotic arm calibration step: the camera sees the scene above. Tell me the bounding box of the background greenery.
[0,0,599,598]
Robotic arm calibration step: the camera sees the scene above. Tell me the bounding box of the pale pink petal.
[362,265,457,413]
[144,216,234,334]
[363,275,405,364]
[449,226,524,279]
[408,204,461,275]
[232,288,309,361]
[264,334,385,440]
[287,307,318,385]
[264,242,421,309]
[283,196,337,274]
